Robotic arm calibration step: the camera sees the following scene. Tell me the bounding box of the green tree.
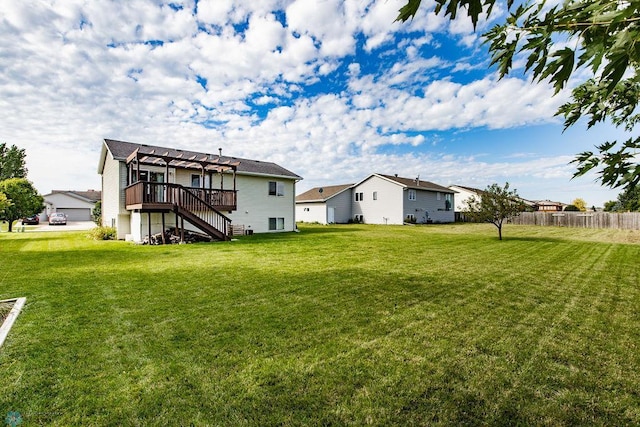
[0,192,11,215]
[0,178,44,232]
[0,143,28,181]
[564,204,580,212]
[92,200,102,225]
[603,200,621,212]
[465,182,526,240]
[396,0,640,191]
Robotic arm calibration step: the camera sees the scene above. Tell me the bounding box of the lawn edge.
[0,297,26,349]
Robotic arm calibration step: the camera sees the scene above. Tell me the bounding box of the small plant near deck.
[87,226,116,240]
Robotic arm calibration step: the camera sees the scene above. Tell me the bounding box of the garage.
[43,190,101,223]
[58,208,92,221]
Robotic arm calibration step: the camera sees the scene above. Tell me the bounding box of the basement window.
[269,217,285,230]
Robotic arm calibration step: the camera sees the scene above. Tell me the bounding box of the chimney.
[218,147,222,157]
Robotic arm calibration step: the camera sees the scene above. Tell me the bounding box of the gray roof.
[296,184,354,203]
[103,139,302,180]
[376,174,454,193]
[44,190,101,203]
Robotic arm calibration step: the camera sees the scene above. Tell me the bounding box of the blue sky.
[0,0,627,205]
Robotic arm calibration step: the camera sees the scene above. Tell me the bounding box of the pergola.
[125,147,240,190]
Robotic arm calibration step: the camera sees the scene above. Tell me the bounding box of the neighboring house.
[533,200,566,212]
[448,185,484,212]
[295,173,455,225]
[295,184,354,224]
[42,190,102,221]
[97,139,302,241]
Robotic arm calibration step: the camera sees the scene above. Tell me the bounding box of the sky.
[0,0,629,206]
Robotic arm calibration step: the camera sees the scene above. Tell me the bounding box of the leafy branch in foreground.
[396,0,640,191]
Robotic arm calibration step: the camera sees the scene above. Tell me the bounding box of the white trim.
[0,297,26,348]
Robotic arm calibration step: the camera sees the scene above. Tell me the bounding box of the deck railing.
[125,182,233,240]
[125,182,236,211]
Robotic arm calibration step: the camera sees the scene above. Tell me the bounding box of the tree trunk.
[498,225,502,240]
[7,219,13,232]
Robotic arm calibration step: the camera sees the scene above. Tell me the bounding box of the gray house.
[296,173,455,224]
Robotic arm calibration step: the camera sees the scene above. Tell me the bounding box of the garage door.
[58,208,91,221]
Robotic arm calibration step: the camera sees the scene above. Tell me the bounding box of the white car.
[49,212,67,225]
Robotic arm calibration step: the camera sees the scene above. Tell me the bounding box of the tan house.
[97,139,302,241]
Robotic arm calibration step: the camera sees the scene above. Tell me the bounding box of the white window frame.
[373,191,378,201]
[408,189,416,201]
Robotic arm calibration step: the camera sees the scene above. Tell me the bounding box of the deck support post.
[180,216,185,243]
[161,212,166,245]
[147,211,152,242]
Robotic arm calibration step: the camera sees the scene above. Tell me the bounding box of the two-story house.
[98,139,302,241]
[296,173,455,224]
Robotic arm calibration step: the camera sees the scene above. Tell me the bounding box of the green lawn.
[1,223,639,425]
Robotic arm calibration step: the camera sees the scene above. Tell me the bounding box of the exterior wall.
[354,176,403,224]
[408,190,455,223]
[44,193,94,210]
[42,194,94,221]
[330,190,353,223]
[296,202,328,224]
[225,174,297,233]
[450,186,478,212]
[102,153,131,239]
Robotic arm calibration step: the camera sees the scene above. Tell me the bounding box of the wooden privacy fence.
[507,212,640,230]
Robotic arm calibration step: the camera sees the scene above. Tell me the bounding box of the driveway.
[26,221,96,232]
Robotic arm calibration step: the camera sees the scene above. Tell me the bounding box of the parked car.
[22,215,40,225]
[49,212,67,225]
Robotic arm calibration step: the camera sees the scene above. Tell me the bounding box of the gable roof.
[449,184,485,195]
[99,139,302,180]
[364,173,454,193]
[296,184,354,203]
[44,190,101,203]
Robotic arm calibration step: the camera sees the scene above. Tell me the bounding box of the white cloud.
[0,1,620,208]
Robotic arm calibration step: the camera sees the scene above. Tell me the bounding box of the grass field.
[1,223,639,425]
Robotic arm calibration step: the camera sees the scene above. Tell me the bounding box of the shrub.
[88,226,117,240]
[564,204,580,212]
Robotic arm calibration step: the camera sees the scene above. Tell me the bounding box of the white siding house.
[97,139,302,241]
[42,190,101,221]
[448,185,483,212]
[295,174,455,225]
[354,174,455,224]
[295,184,354,224]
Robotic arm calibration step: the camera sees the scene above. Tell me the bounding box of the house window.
[373,191,378,200]
[355,192,364,201]
[408,189,416,201]
[353,214,363,223]
[304,207,310,212]
[191,174,201,188]
[268,181,285,196]
[136,171,148,182]
[445,193,452,211]
[268,217,285,230]
[437,192,441,200]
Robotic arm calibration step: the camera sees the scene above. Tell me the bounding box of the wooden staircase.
[171,185,232,241]
[125,182,233,241]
